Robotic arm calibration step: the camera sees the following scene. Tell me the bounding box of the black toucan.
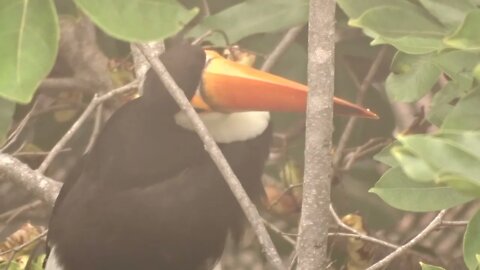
[45,41,376,270]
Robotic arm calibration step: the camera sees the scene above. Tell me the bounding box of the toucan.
[45,40,376,270]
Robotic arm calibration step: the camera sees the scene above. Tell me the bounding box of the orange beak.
[191,50,378,119]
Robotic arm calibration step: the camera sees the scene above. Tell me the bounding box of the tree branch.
[296,0,336,268]
[37,80,139,173]
[0,154,61,207]
[366,210,447,270]
[261,25,304,72]
[136,44,285,270]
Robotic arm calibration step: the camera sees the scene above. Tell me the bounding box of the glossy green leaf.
[442,89,480,130]
[337,0,420,19]
[0,0,59,103]
[391,146,436,182]
[189,0,308,45]
[434,50,480,81]
[436,131,480,156]
[419,0,475,29]
[0,98,15,144]
[399,135,480,182]
[374,141,400,167]
[464,210,480,270]
[386,53,441,102]
[420,262,446,270]
[373,35,445,54]
[445,10,480,50]
[437,172,480,197]
[370,167,473,212]
[349,6,445,39]
[427,81,462,126]
[74,0,198,42]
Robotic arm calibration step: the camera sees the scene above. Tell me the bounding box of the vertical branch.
[296,0,336,269]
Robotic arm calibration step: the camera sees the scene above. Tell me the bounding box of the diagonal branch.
[136,44,285,270]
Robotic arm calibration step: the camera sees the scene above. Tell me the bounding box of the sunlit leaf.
[442,88,480,130]
[337,0,420,19]
[391,146,436,182]
[0,0,59,103]
[386,53,441,102]
[370,167,472,212]
[349,6,445,39]
[445,10,480,50]
[74,0,198,42]
[419,0,475,29]
[189,0,308,45]
[372,35,444,54]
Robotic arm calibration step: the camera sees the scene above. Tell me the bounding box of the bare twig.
[268,183,302,210]
[263,219,296,246]
[37,80,139,174]
[84,104,104,153]
[136,44,285,270]
[333,46,387,167]
[0,230,47,257]
[261,25,304,72]
[296,1,336,269]
[440,220,468,227]
[0,200,42,224]
[366,210,447,270]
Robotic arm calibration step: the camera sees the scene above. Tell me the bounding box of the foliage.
[338,0,480,269]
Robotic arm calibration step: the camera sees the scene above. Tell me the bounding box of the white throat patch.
[45,246,64,270]
[174,111,270,143]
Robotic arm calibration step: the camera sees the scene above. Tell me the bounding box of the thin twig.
[261,25,304,72]
[333,46,387,167]
[37,80,139,173]
[366,210,447,270]
[268,183,302,210]
[136,44,285,270]
[0,230,47,257]
[1,100,41,153]
[263,219,296,246]
[328,232,398,250]
[84,103,104,153]
[440,220,468,227]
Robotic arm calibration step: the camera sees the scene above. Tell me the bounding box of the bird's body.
[46,43,272,270]
[46,40,377,270]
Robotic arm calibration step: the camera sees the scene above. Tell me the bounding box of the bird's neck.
[174,111,271,143]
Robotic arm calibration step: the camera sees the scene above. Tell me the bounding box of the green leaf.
[419,0,475,29]
[391,146,436,182]
[337,0,420,19]
[74,0,198,42]
[0,98,15,144]
[427,81,462,126]
[373,35,445,54]
[349,6,446,39]
[436,131,480,159]
[399,135,480,182]
[442,88,480,130]
[0,0,59,103]
[445,10,480,50]
[371,167,473,212]
[386,53,441,102]
[437,172,480,197]
[420,262,446,270]
[464,210,480,270]
[374,141,400,167]
[189,0,308,45]
[434,50,480,81]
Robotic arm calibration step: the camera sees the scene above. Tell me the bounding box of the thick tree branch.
[295,0,336,269]
[0,154,61,207]
[136,44,285,270]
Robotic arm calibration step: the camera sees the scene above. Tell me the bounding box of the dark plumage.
[46,42,271,270]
